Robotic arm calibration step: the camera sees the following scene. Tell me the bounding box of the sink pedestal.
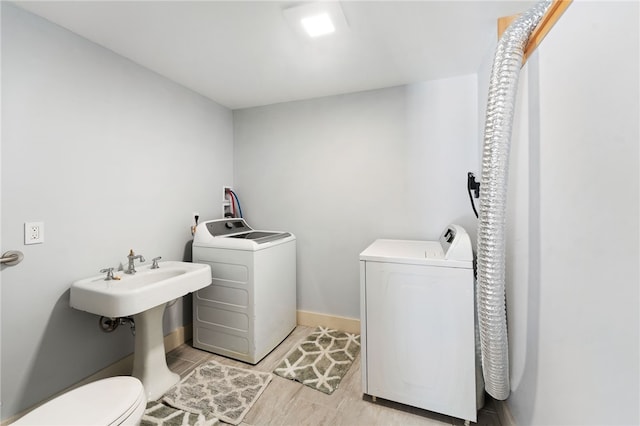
[132,303,180,400]
[70,260,212,400]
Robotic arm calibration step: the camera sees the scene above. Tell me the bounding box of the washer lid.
[226,231,292,244]
[193,218,294,248]
[14,377,145,426]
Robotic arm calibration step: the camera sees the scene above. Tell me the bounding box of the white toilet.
[13,376,146,426]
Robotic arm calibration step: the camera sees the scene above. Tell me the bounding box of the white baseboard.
[3,325,191,426]
[296,310,360,334]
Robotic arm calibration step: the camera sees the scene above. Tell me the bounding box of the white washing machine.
[192,218,296,364]
[359,224,484,423]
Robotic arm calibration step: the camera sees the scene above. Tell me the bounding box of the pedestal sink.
[70,261,211,400]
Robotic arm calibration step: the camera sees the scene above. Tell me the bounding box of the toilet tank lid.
[14,376,146,426]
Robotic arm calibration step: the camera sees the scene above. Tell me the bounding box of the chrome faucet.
[100,267,116,281]
[125,249,145,274]
[151,256,162,269]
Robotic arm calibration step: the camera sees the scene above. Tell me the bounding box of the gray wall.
[498,1,639,424]
[6,1,637,424]
[233,76,479,319]
[1,4,233,420]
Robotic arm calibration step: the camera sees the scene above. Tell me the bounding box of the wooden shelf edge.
[497,0,573,65]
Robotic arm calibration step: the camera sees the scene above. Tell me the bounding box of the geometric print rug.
[162,359,272,425]
[142,400,220,426]
[273,326,360,395]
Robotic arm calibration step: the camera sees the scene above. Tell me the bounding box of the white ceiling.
[14,1,535,110]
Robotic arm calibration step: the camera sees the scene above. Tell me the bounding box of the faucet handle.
[100,267,115,281]
[151,256,162,269]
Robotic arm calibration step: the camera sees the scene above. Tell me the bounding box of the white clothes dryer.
[359,224,484,423]
[192,218,296,364]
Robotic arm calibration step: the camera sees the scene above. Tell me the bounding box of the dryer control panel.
[439,224,473,261]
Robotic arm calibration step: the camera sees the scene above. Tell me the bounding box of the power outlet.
[25,222,44,245]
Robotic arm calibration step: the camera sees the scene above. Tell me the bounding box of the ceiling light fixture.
[283,2,348,39]
[301,13,335,37]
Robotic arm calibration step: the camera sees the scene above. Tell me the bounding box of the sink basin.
[70,261,211,318]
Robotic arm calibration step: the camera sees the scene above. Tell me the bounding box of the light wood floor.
[165,326,502,426]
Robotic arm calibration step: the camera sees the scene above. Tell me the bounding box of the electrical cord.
[467,172,480,218]
[468,185,479,218]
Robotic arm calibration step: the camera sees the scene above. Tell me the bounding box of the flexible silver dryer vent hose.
[477,0,552,400]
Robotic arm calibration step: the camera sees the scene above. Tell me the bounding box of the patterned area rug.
[142,401,220,426]
[162,360,272,425]
[273,326,360,395]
